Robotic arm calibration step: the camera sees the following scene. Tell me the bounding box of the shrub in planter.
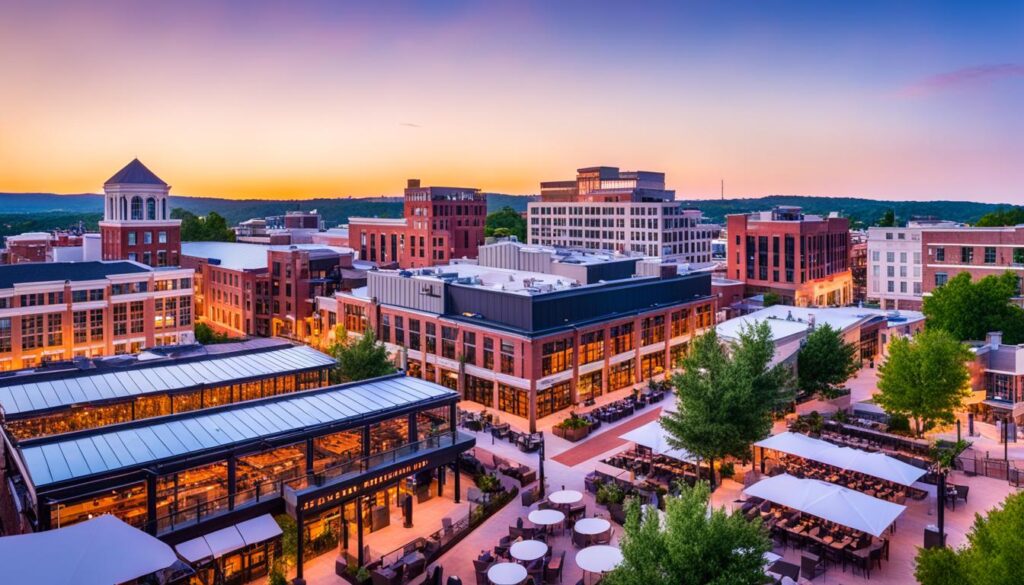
[474,473,501,493]
[554,414,591,442]
[596,482,624,506]
[719,462,735,479]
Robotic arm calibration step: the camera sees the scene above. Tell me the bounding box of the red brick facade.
[921,226,1024,296]
[100,223,181,267]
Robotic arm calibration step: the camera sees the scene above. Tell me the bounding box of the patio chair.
[769,560,799,582]
[572,529,589,548]
[474,570,489,585]
[956,484,970,504]
[473,558,493,573]
[594,528,613,545]
[527,558,545,583]
[544,550,565,584]
[846,547,871,578]
[800,552,825,581]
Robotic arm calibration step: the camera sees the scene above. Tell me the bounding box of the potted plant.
[596,481,625,522]
[553,413,591,442]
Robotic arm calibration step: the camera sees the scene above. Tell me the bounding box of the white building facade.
[867,220,959,310]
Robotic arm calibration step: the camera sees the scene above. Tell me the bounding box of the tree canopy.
[797,323,859,399]
[916,491,1024,585]
[171,208,236,242]
[603,483,771,585]
[193,322,237,344]
[484,206,527,241]
[875,329,972,437]
[329,328,396,383]
[974,206,1024,227]
[877,208,897,227]
[662,323,793,472]
[922,271,1024,344]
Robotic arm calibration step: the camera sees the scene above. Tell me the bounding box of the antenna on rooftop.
[720,179,724,200]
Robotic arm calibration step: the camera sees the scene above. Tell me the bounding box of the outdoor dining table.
[576,545,623,585]
[487,562,528,585]
[510,539,548,563]
[528,509,565,534]
[549,489,584,505]
[573,517,611,536]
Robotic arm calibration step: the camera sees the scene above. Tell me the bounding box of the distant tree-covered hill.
[0,191,1013,240]
[0,192,537,231]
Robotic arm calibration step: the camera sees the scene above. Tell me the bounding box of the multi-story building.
[317,250,715,431]
[527,166,714,264]
[181,241,367,341]
[0,339,473,580]
[348,179,487,268]
[0,261,194,371]
[1,231,101,265]
[98,159,182,268]
[921,225,1024,298]
[866,220,960,310]
[726,206,852,307]
[968,332,1024,426]
[234,210,325,245]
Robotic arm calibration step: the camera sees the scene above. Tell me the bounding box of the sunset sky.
[1,1,1021,201]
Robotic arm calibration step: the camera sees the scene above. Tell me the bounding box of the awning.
[755,432,926,487]
[619,420,694,462]
[744,474,906,537]
[175,514,283,563]
[0,515,177,585]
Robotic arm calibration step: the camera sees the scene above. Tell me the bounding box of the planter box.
[553,424,591,442]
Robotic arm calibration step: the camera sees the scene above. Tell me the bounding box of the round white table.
[549,489,583,505]
[487,562,528,585]
[510,539,548,562]
[528,509,565,527]
[575,545,623,574]
[573,517,611,536]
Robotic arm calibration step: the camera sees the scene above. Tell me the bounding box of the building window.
[113,303,128,336]
[670,309,690,338]
[936,247,945,262]
[408,319,421,351]
[935,272,948,287]
[426,323,436,354]
[131,196,143,220]
[464,374,492,407]
[159,231,167,244]
[342,304,366,332]
[394,316,405,346]
[482,337,494,369]
[0,318,12,353]
[609,322,634,355]
[73,311,88,344]
[541,338,574,376]
[380,315,391,343]
[536,381,572,418]
[579,331,604,364]
[130,301,145,334]
[1014,248,1024,265]
[984,247,997,264]
[961,247,974,264]
[21,315,44,350]
[498,383,528,418]
[144,231,153,245]
[577,370,603,402]
[641,315,665,346]
[46,313,63,346]
[500,340,515,375]
[609,361,634,391]
[462,331,476,364]
[441,326,457,359]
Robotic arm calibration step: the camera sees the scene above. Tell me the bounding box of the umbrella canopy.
[0,515,178,585]
[755,432,926,487]
[619,420,693,462]
[744,474,906,537]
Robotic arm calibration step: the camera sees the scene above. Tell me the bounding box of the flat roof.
[181,241,353,271]
[386,264,582,296]
[0,261,150,289]
[0,344,335,417]
[19,376,455,488]
[716,305,924,342]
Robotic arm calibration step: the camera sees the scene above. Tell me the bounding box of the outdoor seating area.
[601,449,701,489]
[765,455,924,503]
[820,421,932,464]
[459,410,543,453]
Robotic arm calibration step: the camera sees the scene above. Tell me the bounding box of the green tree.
[877,208,897,227]
[332,328,395,383]
[875,329,972,437]
[916,491,1024,585]
[661,323,793,486]
[194,322,235,344]
[762,292,781,307]
[484,206,527,241]
[975,206,1024,227]
[797,323,859,399]
[171,208,236,242]
[603,483,770,585]
[923,271,1024,344]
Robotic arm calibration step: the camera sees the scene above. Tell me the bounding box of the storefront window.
[314,429,363,472]
[236,443,306,506]
[609,361,634,391]
[464,373,493,407]
[609,323,634,355]
[500,340,515,374]
[417,406,450,441]
[641,315,665,346]
[670,342,688,368]
[536,381,572,419]
[577,370,603,402]
[498,383,529,418]
[640,351,665,380]
[670,309,690,338]
[579,331,604,364]
[541,337,574,376]
[370,415,409,454]
[54,481,147,530]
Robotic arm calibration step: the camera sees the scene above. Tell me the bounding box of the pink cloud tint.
[899,63,1024,97]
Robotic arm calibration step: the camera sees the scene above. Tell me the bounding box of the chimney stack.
[987,331,1002,350]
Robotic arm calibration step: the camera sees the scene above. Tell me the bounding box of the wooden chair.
[544,550,565,584]
[800,552,825,581]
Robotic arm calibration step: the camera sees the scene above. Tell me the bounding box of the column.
[305,437,315,476]
[294,509,306,585]
[453,456,461,503]
[408,412,418,451]
[356,496,365,566]
[146,473,158,535]
[227,456,237,511]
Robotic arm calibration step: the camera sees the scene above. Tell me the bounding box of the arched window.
[108,198,114,219]
[120,197,128,219]
[161,198,167,220]
[131,196,143,220]
[146,198,156,220]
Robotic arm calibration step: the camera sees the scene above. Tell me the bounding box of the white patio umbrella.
[619,420,693,462]
[755,432,925,487]
[744,473,906,537]
[0,515,179,585]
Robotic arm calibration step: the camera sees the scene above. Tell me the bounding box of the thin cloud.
[899,64,1024,98]
[399,122,422,128]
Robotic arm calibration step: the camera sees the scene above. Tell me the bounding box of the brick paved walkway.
[552,407,663,467]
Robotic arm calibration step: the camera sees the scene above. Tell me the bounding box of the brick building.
[921,225,1024,298]
[348,179,486,268]
[726,206,852,307]
[98,159,181,267]
[0,261,194,371]
[182,241,367,341]
[317,253,714,431]
[866,220,960,310]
